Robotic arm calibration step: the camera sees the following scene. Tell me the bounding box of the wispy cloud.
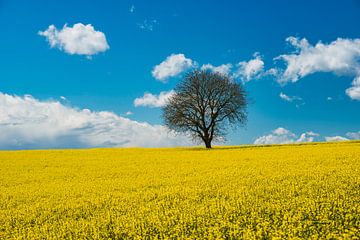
[124,111,133,116]
[129,4,135,13]
[138,19,158,31]
[60,96,67,101]
[279,92,302,102]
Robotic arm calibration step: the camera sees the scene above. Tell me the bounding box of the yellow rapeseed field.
[0,141,359,239]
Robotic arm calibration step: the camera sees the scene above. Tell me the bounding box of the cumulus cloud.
[254,127,319,145]
[152,54,194,82]
[134,90,175,108]
[325,136,349,142]
[345,76,360,100]
[201,63,233,76]
[235,54,264,82]
[279,92,302,102]
[276,36,360,100]
[151,53,267,82]
[0,92,192,149]
[254,128,296,145]
[297,131,319,143]
[38,23,109,57]
[346,131,360,139]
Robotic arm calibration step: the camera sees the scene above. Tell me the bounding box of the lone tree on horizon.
[162,70,248,148]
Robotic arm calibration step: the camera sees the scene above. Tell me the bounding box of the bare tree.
[162,70,247,148]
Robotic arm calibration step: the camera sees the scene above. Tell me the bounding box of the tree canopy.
[162,70,247,148]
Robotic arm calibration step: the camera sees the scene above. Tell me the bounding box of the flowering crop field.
[0,142,359,239]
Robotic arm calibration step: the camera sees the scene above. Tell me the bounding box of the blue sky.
[0,0,360,149]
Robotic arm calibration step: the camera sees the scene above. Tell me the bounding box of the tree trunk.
[204,139,212,148]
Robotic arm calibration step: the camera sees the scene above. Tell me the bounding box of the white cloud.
[201,63,233,76]
[325,136,349,142]
[151,53,266,82]
[138,19,158,31]
[152,54,194,82]
[124,111,133,116]
[297,131,319,143]
[38,23,109,57]
[279,92,292,102]
[235,54,264,82]
[254,127,295,145]
[254,127,319,145]
[346,131,360,139]
[276,36,360,100]
[272,127,292,136]
[345,76,360,100]
[265,68,279,77]
[279,92,302,102]
[134,90,175,108]
[0,92,192,149]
